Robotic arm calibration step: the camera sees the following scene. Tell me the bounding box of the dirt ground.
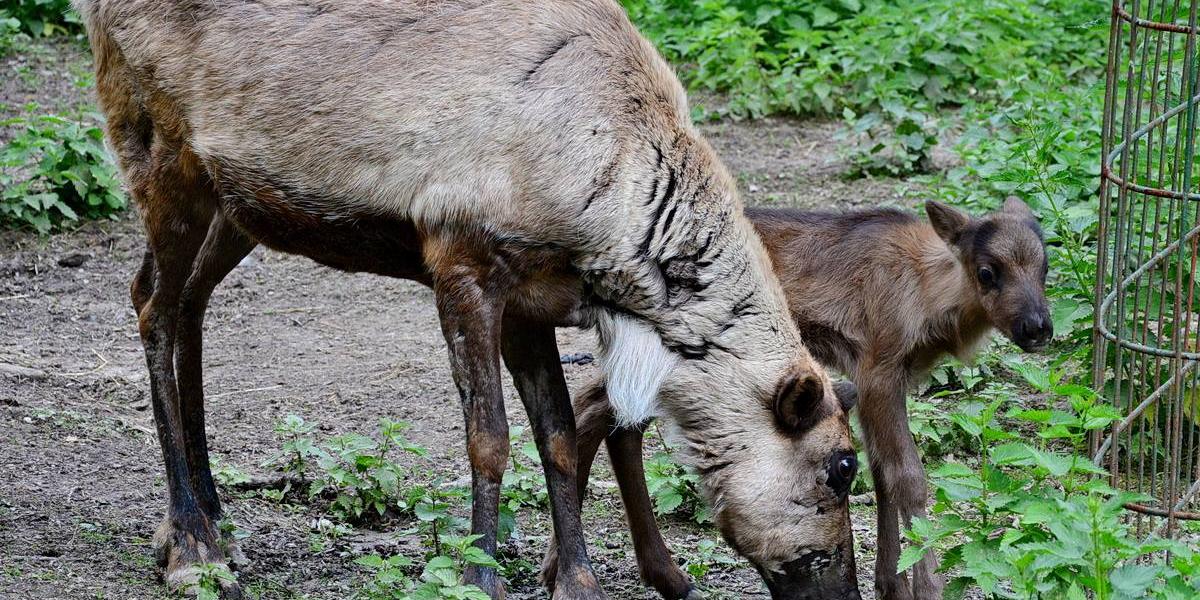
[1,41,926,599]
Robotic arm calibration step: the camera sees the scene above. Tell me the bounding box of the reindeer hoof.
[153,515,240,598]
[551,587,608,600]
[683,588,706,600]
[164,563,243,599]
[550,567,608,600]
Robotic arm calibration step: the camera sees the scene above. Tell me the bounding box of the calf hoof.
[641,561,698,600]
[465,564,506,600]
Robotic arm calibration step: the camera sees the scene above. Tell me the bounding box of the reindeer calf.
[546,199,1051,600]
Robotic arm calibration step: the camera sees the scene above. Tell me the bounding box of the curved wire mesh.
[1094,0,1200,535]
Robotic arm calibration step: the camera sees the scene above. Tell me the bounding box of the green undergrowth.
[623,0,1107,174]
[0,106,125,233]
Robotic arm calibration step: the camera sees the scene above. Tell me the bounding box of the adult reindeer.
[76,1,862,599]
[546,200,1052,600]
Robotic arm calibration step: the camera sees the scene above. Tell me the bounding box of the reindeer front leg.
[503,320,607,600]
[431,251,511,600]
[540,382,615,594]
[857,361,941,600]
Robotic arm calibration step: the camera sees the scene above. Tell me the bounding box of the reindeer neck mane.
[588,130,799,430]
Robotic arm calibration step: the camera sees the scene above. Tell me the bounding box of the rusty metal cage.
[1094,0,1200,535]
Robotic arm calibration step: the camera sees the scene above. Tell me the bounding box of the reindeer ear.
[925,200,971,245]
[1002,196,1035,219]
[832,380,858,413]
[773,369,825,434]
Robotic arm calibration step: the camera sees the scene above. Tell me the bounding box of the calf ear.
[773,369,825,434]
[925,200,971,245]
[1002,196,1036,219]
[832,380,858,413]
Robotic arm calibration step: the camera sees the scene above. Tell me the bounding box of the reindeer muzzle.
[761,540,861,600]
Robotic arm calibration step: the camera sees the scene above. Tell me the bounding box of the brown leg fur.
[857,362,941,600]
[502,321,605,600]
[132,146,240,598]
[540,383,612,595]
[608,426,700,600]
[176,214,256,567]
[429,239,512,600]
[543,384,699,600]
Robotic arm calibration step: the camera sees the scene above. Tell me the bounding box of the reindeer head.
[926,197,1053,352]
[682,364,861,600]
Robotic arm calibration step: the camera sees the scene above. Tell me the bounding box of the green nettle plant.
[1,110,126,233]
[0,13,29,57]
[6,0,78,37]
[498,427,549,543]
[644,445,710,525]
[406,482,470,556]
[194,562,237,600]
[263,416,429,522]
[621,0,1107,172]
[902,360,1200,599]
[684,539,738,580]
[265,414,321,480]
[311,419,429,522]
[356,535,498,600]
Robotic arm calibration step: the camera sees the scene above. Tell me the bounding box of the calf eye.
[977,265,997,289]
[826,451,857,496]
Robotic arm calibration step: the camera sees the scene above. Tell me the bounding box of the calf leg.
[431,254,511,600]
[858,366,938,600]
[175,214,256,562]
[502,320,606,600]
[540,383,612,593]
[866,455,911,600]
[607,425,700,600]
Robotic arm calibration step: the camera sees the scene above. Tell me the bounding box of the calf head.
[927,197,1053,352]
[690,365,861,600]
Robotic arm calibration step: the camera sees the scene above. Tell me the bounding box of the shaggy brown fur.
[74,1,861,599]
[546,199,1050,600]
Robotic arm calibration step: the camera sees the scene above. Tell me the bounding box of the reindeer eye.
[977,266,997,289]
[826,451,857,496]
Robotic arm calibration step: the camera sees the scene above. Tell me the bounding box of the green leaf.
[462,546,500,568]
[753,6,781,26]
[811,6,838,28]
[1110,563,1160,598]
[897,545,928,573]
[655,490,684,515]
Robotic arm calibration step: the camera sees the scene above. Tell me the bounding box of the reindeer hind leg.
[175,212,256,568]
[131,144,240,597]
